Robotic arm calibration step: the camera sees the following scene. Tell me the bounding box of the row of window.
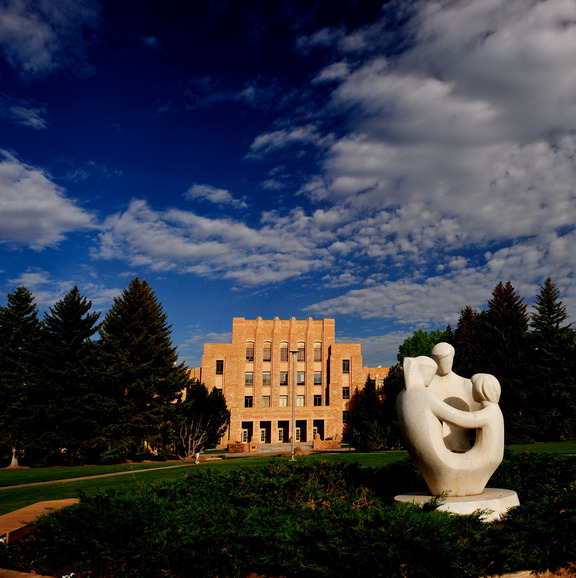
[244,344,324,363]
[245,371,324,386]
[244,395,324,408]
[243,388,350,407]
[216,358,351,375]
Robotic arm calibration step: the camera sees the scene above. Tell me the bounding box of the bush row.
[1,453,575,577]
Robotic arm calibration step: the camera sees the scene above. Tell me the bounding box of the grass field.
[0,442,574,516]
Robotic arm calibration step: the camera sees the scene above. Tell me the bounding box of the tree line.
[0,278,229,467]
[349,278,576,449]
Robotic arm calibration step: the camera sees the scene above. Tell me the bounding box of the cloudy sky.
[1,0,576,368]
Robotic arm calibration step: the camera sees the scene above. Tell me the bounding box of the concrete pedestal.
[394,488,520,522]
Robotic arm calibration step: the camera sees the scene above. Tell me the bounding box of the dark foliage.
[0,287,42,467]
[172,379,230,458]
[94,278,191,463]
[29,286,101,466]
[2,455,575,577]
[348,375,391,451]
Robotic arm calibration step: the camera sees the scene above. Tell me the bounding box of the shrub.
[2,457,575,577]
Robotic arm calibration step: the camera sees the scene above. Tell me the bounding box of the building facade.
[190,317,389,448]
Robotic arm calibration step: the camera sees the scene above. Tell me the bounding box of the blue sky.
[1,0,576,369]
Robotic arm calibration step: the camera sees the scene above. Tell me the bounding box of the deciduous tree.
[348,375,389,451]
[172,379,230,459]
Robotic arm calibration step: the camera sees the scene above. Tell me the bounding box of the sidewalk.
[0,499,79,544]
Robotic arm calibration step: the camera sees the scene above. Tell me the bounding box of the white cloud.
[9,267,120,310]
[185,184,247,209]
[0,94,48,129]
[248,124,332,157]
[311,62,350,84]
[93,199,332,285]
[0,151,95,248]
[0,0,100,78]
[268,0,573,327]
[338,331,414,368]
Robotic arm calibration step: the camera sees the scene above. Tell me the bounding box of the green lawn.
[0,442,573,516]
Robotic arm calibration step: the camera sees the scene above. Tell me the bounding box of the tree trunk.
[8,446,19,468]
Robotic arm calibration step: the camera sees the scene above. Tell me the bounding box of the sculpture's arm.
[425,391,494,428]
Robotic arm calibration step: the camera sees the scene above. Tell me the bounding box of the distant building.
[190,317,389,449]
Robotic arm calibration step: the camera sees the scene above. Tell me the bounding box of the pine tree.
[95,278,188,463]
[452,306,488,377]
[529,277,575,440]
[0,287,42,467]
[484,281,531,442]
[37,286,101,464]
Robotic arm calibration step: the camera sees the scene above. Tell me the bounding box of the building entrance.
[295,420,307,442]
[241,421,253,443]
[259,421,271,443]
[278,420,289,442]
[312,419,324,440]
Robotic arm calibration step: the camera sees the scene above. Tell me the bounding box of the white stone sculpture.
[394,342,520,520]
[397,354,504,496]
[428,342,482,453]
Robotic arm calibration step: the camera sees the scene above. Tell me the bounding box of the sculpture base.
[394,488,520,522]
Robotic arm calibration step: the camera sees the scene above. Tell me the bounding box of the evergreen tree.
[36,286,101,464]
[348,375,389,451]
[529,277,576,440]
[379,363,405,449]
[451,306,488,377]
[0,287,42,467]
[95,278,188,463]
[484,281,531,442]
[172,379,230,459]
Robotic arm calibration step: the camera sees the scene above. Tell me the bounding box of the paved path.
[0,499,80,544]
[0,463,196,491]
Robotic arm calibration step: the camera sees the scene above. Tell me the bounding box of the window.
[314,394,322,406]
[297,371,305,385]
[260,429,267,442]
[263,343,271,362]
[245,372,253,386]
[280,345,288,362]
[242,429,249,443]
[342,359,350,373]
[343,411,349,423]
[278,429,285,442]
[297,345,305,361]
[262,372,271,386]
[246,344,254,362]
[295,427,302,441]
[244,396,253,408]
[342,386,350,399]
[297,395,305,406]
[279,371,288,386]
[262,396,270,408]
[314,372,322,385]
[216,360,224,375]
[314,346,322,361]
[279,395,288,407]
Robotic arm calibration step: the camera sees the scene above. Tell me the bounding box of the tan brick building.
[190,317,389,449]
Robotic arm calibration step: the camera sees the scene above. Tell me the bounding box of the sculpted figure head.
[403,356,438,389]
[431,342,455,376]
[471,373,501,404]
